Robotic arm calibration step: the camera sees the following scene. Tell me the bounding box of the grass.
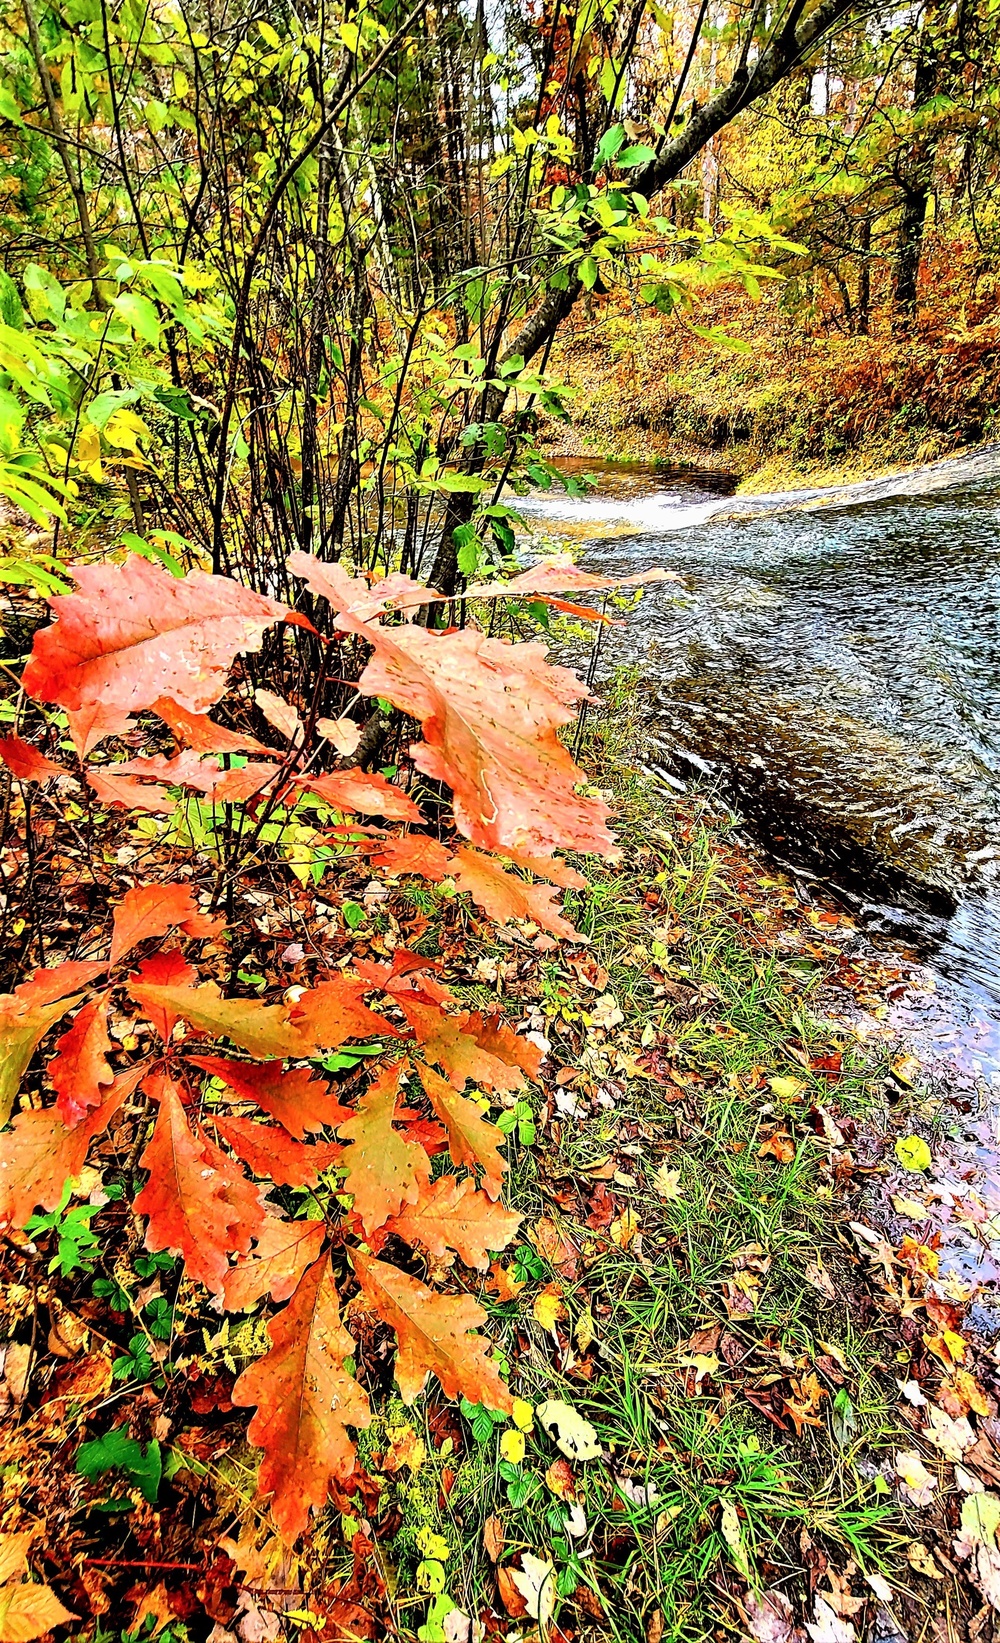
[377,677,918,1642]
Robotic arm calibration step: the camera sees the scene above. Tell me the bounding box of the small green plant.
[76,1426,162,1504]
[26,1183,102,1275]
[112,1334,155,1383]
[497,1100,536,1147]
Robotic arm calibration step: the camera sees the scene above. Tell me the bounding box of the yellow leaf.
[500,1428,525,1465]
[532,1292,565,1332]
[512,1397,535,1432]
[574,1310,596,1352]
[895,1135,932,1173]
[416,1528,450,1562]
[0,1578,76,1642]
[652,1163,682,1199]
[769,1076,806,1100]
[892,1194,928,1218]
[610,1207,639,1249]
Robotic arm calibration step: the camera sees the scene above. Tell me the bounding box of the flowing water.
[519,446,1000,1304]
[518,446,1000,1069]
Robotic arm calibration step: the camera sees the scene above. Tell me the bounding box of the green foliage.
[76,1426,162,1504]
[25,1182,101,1274]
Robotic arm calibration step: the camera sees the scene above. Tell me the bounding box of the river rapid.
[517,445,1000,1084]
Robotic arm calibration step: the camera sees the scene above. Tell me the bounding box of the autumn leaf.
[152,697,269,754]
[110,882,224,967]
[451,845,578,939]
[336,1063,429,1234]
[232,1253,371,1541]
[86,769,177,813]
[213,1114,341,1188]
[511,1552,557,1633]
[317,715,363,757]
[187,1054,352,1137]
[387,1174,521,1269]
[366,834,454,880]
[47,994,114,1126]
[0,960,106,1127]
[22,556,290,725]
[0,1070,134,1233]
[112,752,282,805]
[347,616,618,859]
[128,978,313,1059]
[222,1215,327,1312]
[0,1569,75,1642]
[351,1248,513,1413]
[254,688,303,745]
[415,1060,508,1199]
[395,993,533,1096]
[289,973,397,1051]
[296,767,422,821]
[128,950,196,1041]
[0,735,64,783]
[134,1073,261,1294]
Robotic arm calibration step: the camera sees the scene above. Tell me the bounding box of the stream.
[518,445,1000,1070]
[519,445,1000,1309]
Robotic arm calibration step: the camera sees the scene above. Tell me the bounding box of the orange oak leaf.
[254,688,303,745]
[394,994,530,1095]
[87,769,177,813]
[336,1063,429,1234]
[459,553,671,605]
[289,974,398,1051]
[111,882,224,967]
[48,994,114,1127]
[22,556,290,721]
[387,1174,521,1269]
[415,1061,508,1200]
[152,696,270,754]
[0,735,64,782]
[127,949,197,1041]
[0,990,89,1129]
[67,699,133,757]
[0,1069,136,1232]
[186,1054,352,1137]
[11,962,107,1009]
[366,834,454,880]
[346,613,617,859]
[222,1214,327,1312]
[466,1012,543,1082]
[451,844,578,939]
[232,1252,372,1540]
[351,1248,513,1413]
[296,768,422,822]
[317,715,362,757]
[501,848,587,889]
[134,1073,261,1293]
[112,753,283,805]
[198,1126,267,1257]
[128,979,313,1060]
[213,1114,342,1188]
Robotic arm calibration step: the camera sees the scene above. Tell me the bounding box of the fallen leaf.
[532,1291,565,1333]
[953,1490,1000,1609]
[483,1516,504,1562]
[895,1135,932,1173]
[536,1399,602,1461]
[651,1163,682,1199]
[743,1588,799,1643]
[906,1541,943,1580]
[510,1553,556,1632]
[923,1403,975,1461]
[805,1599,854,1643]
[894,1450,936,1505]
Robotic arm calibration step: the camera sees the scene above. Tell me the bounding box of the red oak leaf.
[366,834,454,880]
[345,613,618,859]
[415,1060,508,1200]
[128,949,197,1041]
[1,988,90,1128]
[111,882,224,967]
[128,979,313,1059]
[134,1072,261,1292]
[289,974,398,1051]
[48,993,114,1127]
[111,752,282,804]
[67,699,132,757]
[232,1253,372,1541]
[0,1067,138,1232]
[351,1248,513,1412]
[451,844,578,939]
[387,1174,521,1270]
[223,1214,327,1312]
[296,768,422,822]
[0,735,64,782]
[186,1054,351,1137]
[152,696,270,754]
[394,994,530,1095]
[22,556,290,722]
[12,961,107,1009]
[501,848,587,889]
[213,1114,342,1187]
[336,1063,429,1235]
[87,769,176,812]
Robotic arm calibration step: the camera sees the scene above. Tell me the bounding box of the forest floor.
[2,670,999,1643]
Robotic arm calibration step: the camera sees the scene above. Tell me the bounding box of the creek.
[518,445,1000,1082]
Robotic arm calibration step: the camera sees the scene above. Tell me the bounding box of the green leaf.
[594,124,625,167]
[438,471,486,493]
[689,324,753,355]
[113,292,160,346]
[579,256,598,291]
[76,1427,161,1503]
[0,271,24,330]
[0,85,24,127]
[617,143,656,167]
